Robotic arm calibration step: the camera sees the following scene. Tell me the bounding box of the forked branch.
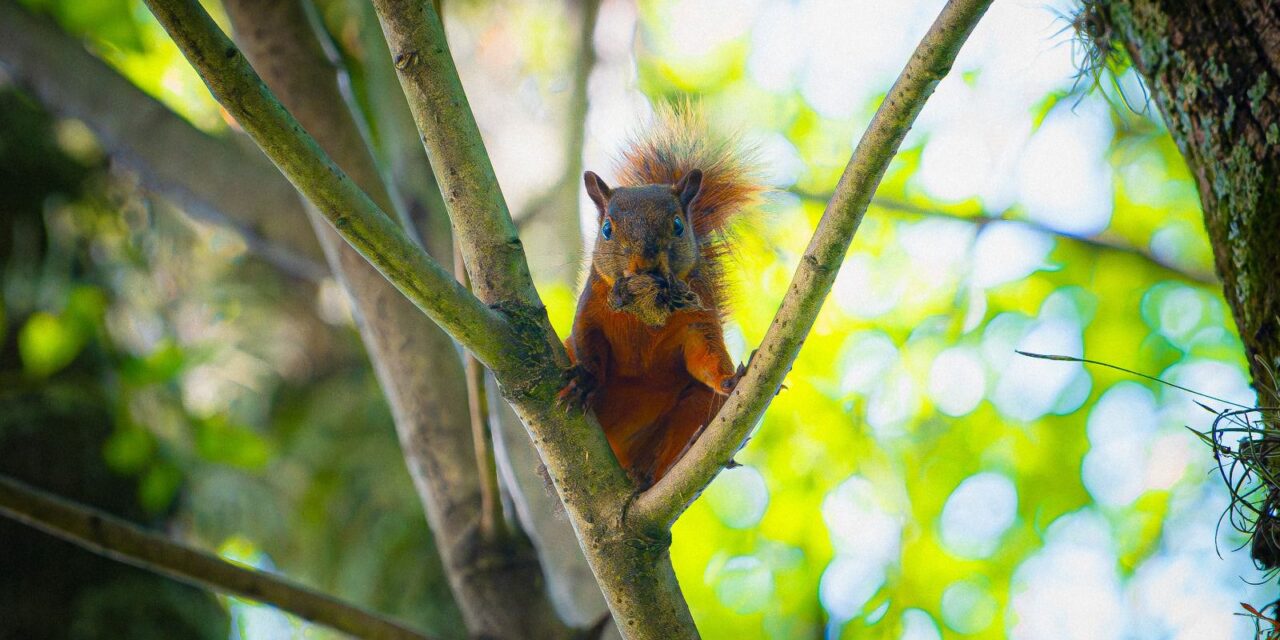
[630,0,995,530]
[0,475,432,640]
[140,0,511,368]
[139,0,994,636]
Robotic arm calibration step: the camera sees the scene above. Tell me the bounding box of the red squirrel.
[559,105,763,488]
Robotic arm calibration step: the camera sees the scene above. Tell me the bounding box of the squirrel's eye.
[601,218,613,240]
[673,215,685,237]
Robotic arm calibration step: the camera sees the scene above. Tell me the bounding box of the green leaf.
[64,285,107,329]
[121,339,187,385]
[139,462,183,513]
[103,426,156,474]
[195,417,273,471]
[18,311,85,377]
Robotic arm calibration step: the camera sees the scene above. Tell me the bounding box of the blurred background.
[0,0,1269,638]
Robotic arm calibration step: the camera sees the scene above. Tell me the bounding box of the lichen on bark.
[1098,0,1280,400]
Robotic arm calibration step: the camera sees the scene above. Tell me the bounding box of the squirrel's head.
[583,169,702,289]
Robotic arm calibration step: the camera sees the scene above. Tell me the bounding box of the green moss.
[1248,73,1271,108]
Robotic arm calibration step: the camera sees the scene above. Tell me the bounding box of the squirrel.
[559,104,764,488]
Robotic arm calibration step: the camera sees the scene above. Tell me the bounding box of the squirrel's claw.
[557,364,598,412]
[718,349,759,395]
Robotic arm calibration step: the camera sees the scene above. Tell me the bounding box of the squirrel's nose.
[625,253,669,279]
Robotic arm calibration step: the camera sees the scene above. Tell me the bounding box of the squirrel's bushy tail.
[615,102,766,239]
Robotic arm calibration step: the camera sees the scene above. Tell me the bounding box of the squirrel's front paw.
[607,280,635,311]
[716,364,747,395]
[716,349,758,395]
[557,365,599,412]
[661,280,702,312]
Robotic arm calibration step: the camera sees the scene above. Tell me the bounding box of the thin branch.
[790,188,1217,286]
[513,0,601,246]
[142,0,512,368]
[867,196,1218,285]
[466,352,503,538]
[631,0,995,530]
[1017,350,1255,409]
[455,241,505,542]
[370,0,543,311]
[0,0,325,280]
[514,176,572,231]
[0,475,432,640]
[351,0,453,263]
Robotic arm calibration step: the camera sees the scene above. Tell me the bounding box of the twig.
[142,0,511,368]
[0,475,433,640]
[1015,350,1254,409]
[514,176,573,231]
[791,188,1217,286]
[456,241,505,542]
[630,0,995,530]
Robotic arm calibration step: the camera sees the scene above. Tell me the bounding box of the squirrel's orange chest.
[596,307,693,382]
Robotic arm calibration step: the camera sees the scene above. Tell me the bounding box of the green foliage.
[17,286,104,377]
[19,311,85,377]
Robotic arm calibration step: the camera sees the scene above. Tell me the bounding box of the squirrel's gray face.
[584,170,702,290]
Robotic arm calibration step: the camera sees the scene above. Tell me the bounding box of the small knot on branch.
[393,50,419,70]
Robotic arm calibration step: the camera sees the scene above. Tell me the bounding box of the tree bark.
[1100,0,1280,397]
[219,2,570,637]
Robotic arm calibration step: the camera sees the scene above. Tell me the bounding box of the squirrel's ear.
[584,171,612,219]
[674,169,703,211]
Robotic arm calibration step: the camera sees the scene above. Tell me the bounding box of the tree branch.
[454,242,505,543]
[362,4,703,637]
[370,0,542,310]
[218,2,569,637]
[351,0,453,264]
[486,2,619,624]
[0,0,325,280]
[0,475,431,640]
[631,0,995,530]
[868,196,1218,285]
[142,0,511,368]
[790,189,1218,286]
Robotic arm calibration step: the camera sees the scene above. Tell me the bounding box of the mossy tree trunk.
[1101,0,1280,397]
